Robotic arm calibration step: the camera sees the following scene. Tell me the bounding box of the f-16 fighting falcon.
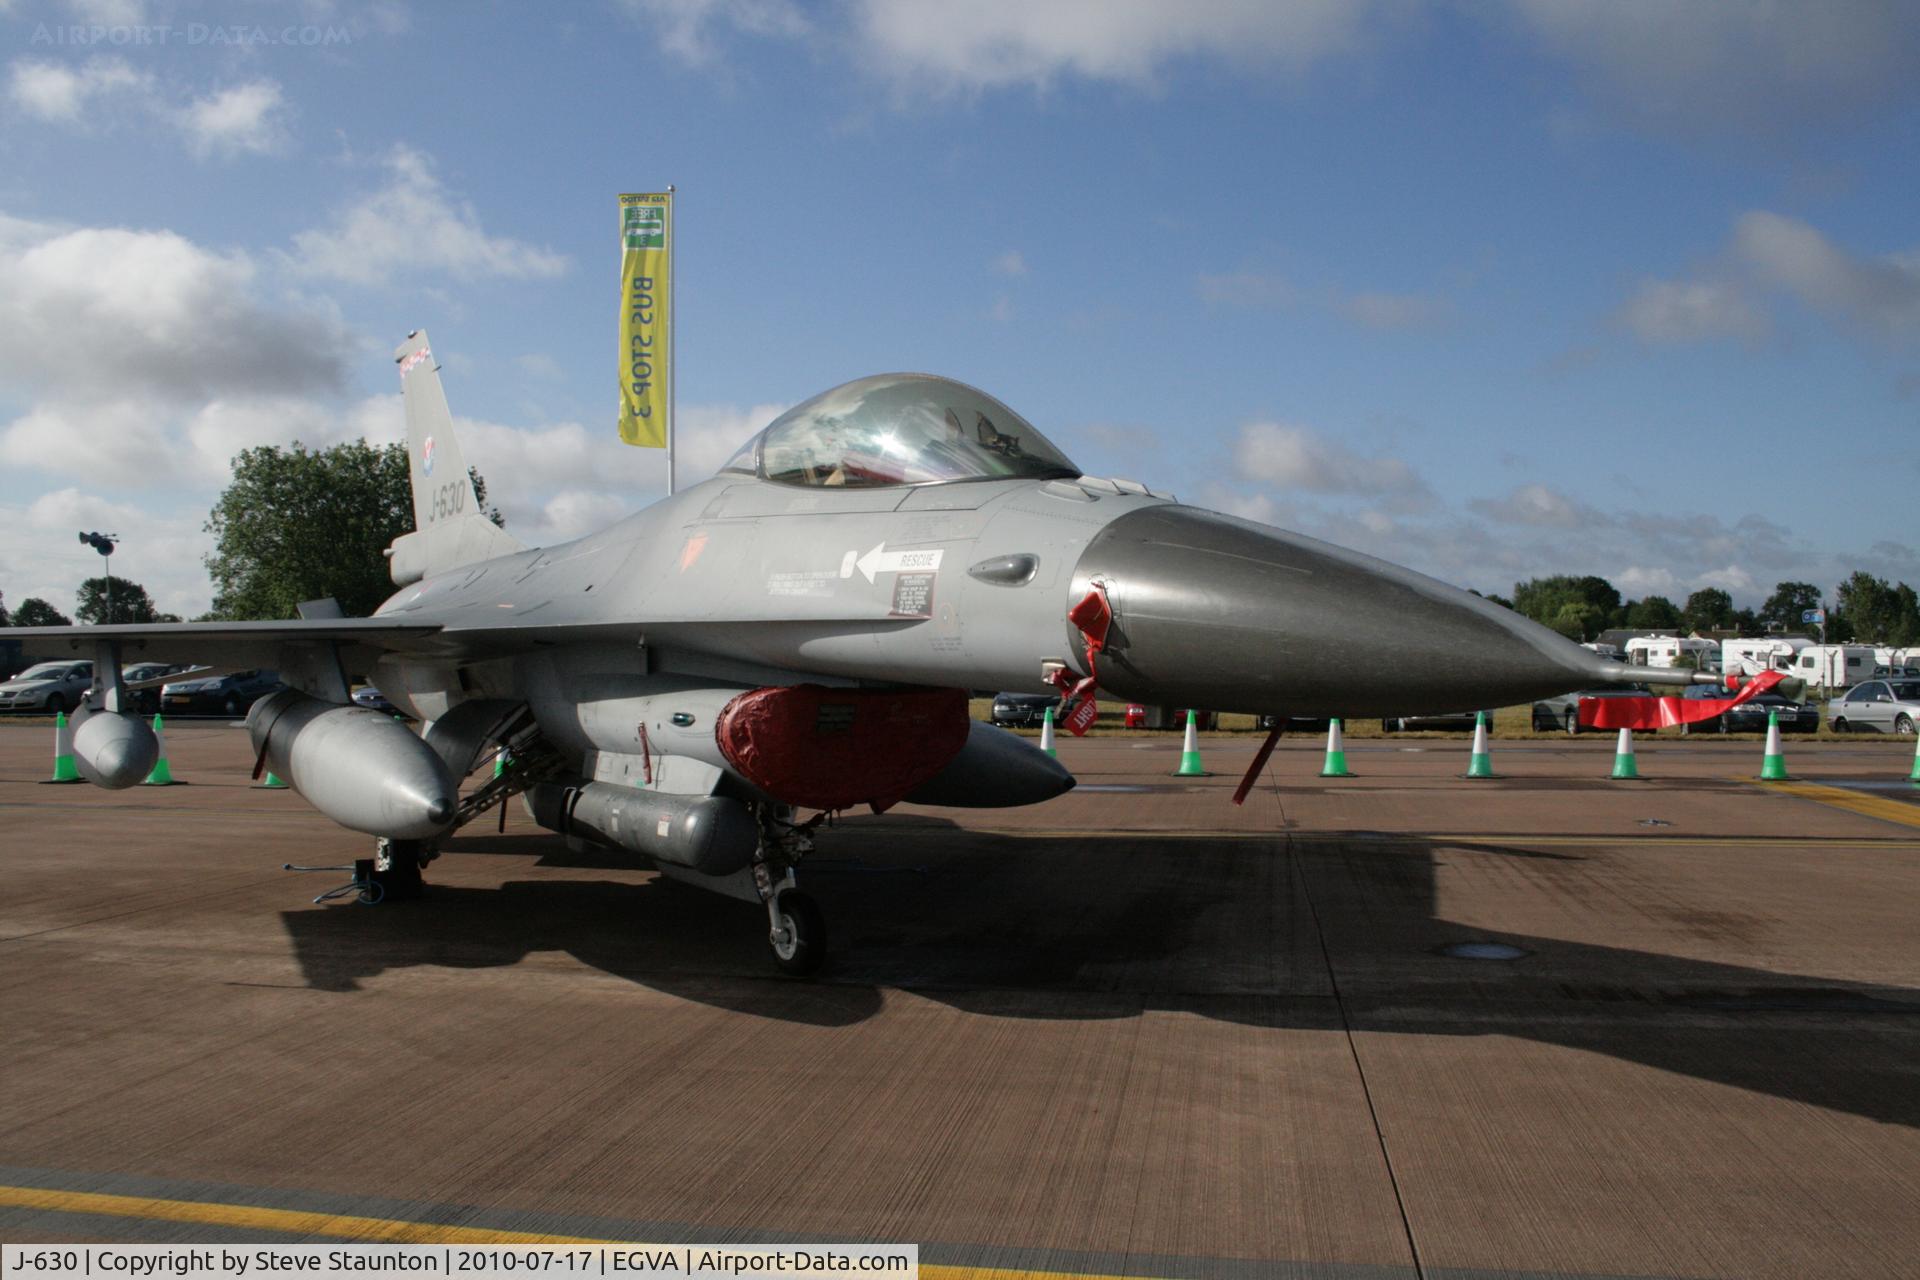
[14,331,1725,973]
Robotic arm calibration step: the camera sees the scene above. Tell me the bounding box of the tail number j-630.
[430,481,466,522]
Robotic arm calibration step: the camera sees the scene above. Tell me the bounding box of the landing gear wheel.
[767,891,825,976]
[372,837,426,901]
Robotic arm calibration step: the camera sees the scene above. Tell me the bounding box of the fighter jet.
[14,331,1711,973]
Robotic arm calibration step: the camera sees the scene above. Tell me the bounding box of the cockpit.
[720,374,1081,488]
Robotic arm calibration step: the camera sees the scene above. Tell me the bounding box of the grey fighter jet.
[14,331,1713,973]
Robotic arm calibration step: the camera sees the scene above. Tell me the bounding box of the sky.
[1,0,1917,620]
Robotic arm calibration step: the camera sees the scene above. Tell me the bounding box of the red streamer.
[1579,670,1788,731]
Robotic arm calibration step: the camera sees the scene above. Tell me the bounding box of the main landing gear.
[372,837,430,901]
[752,806,827,976]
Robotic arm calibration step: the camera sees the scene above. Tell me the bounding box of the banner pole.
[666,184,676,497]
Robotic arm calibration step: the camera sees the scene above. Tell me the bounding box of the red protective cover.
[715,684,971,812]
[1579,670,1787,730]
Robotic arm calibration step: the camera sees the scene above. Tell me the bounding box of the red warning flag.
[1579,670,1787,731]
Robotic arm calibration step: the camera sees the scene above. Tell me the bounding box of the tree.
[1760,581,1821,629]
[203,440,500,620]
[13,597,71,627]
[0,596,9,626]
[1511,575,1621,641]
[1681,587,1733,634]
[75,576,163,625]
[1834,572,1899,644]
[1624,595,1682,630]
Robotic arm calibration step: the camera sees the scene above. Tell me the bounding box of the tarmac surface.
[2,722,1918,1279]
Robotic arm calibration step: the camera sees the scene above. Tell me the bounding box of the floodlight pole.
[79,531,118,624]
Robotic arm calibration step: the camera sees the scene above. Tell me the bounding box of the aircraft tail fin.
[388,330,525,586]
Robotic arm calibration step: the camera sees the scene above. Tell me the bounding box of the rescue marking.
[841,542,944,585]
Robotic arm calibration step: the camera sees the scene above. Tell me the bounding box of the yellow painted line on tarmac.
[888,828,1920,849]
[0,1184,608,1244]
[1736,777,1920,831]
[0,1185,1164,1280]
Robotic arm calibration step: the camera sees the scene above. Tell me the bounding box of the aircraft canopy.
[727,374,1081,489]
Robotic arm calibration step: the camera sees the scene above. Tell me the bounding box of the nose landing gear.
[752,806,828,975]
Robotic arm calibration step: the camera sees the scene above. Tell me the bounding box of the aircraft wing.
[7,619,451,672]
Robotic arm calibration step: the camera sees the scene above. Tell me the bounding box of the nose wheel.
[749,805,830,975]
[767,889,826,975]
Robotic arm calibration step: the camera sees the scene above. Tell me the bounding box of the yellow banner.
[618,192,671,448]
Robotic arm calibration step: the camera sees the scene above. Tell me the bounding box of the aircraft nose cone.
[1069,506,1600,718]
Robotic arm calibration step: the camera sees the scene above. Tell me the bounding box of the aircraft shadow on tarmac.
[279,818,1920,1128]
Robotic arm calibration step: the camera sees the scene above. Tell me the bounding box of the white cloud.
[1233,421,1427,498]
[1199,270,1447,331]
[1613,565,1681,600]
[515,353,564,379]
[1694,564,1757,597]
[1507,0,1920,137]
[288,146,571,285]
[1617,276,1766,344]
[1469,483,1605,529]
[1332,290,1448,331]
[177,81,287,158]
[0,217,352,405]
[66,0,145,24]
[1733,211,1920,339]
[6,56,150,122]
[1618,212,1920,349]
[620,0,810,64]
[1197,270,1297,308]
[991,249,1028,277]
[1,488,213,621]
[849,0,1372,93]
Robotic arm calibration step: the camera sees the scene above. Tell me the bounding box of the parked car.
[990,691,1060,727]
[352,685,401,716]
[1532,687,1649,734]
[0,661,93,714]
[1381,711,1479,733]
[1717,693,1820,735]
[1828,679,1920,735]
[160,669,285,718]
[123,662,190,715]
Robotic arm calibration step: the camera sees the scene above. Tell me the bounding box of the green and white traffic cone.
[1758,710,1789,781]
[1464,711,1495,779]
[1320,718,1353,777]
[1039,704,1057,757]
[1610,726,1640,779]
[493,746,508,778]
[1173,710,1208,776]
[142,714,176,786]
[254,769,289,789]
[45,710,82,784]
[1909,730,1920,785]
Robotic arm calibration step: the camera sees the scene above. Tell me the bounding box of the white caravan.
[1625,635,1718,669]
[1722,636,1813,678]
[1793,644,1876,690]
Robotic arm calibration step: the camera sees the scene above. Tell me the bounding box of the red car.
[1125,703,1147,728]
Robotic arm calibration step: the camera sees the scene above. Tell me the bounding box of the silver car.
[1829,679,1920,735]
[0,661,94,714]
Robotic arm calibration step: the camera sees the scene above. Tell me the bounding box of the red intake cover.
[715,685,971,812]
